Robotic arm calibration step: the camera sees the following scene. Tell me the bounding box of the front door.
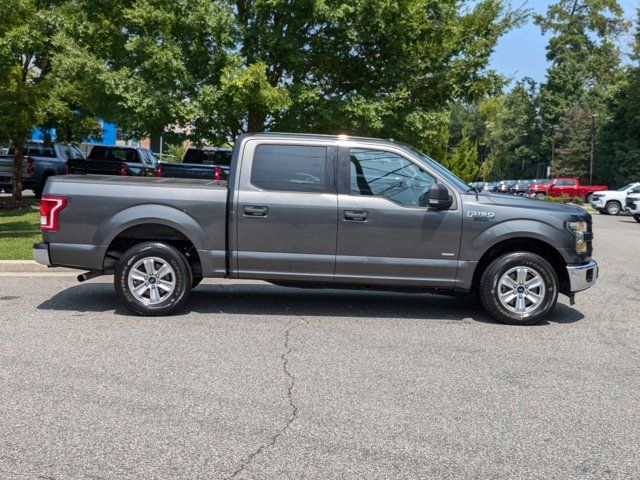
[335,146,463,287]
[235,141,338,281]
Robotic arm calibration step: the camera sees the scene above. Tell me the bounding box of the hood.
[479,192,587,216]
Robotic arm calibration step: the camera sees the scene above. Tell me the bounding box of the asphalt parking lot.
[0,214,639,479]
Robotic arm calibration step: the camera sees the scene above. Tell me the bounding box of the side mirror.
[428,183,452,210]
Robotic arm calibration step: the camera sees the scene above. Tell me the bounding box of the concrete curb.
[0,260,76,273]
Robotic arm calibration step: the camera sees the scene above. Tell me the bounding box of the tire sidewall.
[115,242,191,316]
[480,252,559,325]
[605,201,620,215]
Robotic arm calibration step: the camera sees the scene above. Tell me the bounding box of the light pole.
[590,114,596,185]
[550,125,559,178]
[521,132,528,177]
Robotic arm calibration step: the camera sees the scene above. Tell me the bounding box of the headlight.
[567,221,588,253]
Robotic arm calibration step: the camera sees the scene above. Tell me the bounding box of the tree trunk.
[247,110,265,133]
[11,142,24,201]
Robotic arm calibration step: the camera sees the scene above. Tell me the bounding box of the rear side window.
[89,147,138,163]
[9,144,56,157]
[203,150,232,166]
[251,145,326,192]
[183,148,203,164]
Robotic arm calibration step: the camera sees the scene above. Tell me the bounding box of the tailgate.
[0,155,33,181]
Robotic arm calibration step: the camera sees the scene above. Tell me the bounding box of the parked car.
[156,147,231,180]
[34,132,598,325]
[0,142,85,197]
[496,180,516,193]
[67,145,158,177]
[589,183,640,215]
[529,177,607,201]
[481,182,498,192]
[624,186,640,223]
[510,180,532,195]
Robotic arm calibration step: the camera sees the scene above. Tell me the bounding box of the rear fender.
[95,204,208,252]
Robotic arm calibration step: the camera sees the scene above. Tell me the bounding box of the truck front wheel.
[634,215,640,223]
[479,252,559,325]
[115,242,192,316]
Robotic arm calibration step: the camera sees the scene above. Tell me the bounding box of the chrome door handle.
[243,205,268,217]
[344,210,368,221]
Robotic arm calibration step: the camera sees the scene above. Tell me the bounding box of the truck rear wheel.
[479,252,559,325]
[535,192,545,200]
[115,242,192,316]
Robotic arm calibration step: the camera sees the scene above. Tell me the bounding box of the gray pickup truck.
[0,143,85,196]
[34,133,598,325]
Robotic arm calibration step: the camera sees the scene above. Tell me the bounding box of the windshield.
[404,146,470,191]
[617,184,633,191]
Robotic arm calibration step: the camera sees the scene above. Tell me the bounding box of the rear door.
[334,144,463,287]
[234,139,338,281]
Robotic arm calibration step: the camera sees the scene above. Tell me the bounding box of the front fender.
[470,219,572,262]
[95,203,208,250]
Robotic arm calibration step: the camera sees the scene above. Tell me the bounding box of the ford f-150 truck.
[0,142,85,197]
[67,145,158,177]
[529,177,607,201]
[156,147,231,181]
[33,133,598,325]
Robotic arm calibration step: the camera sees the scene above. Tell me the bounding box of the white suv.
[624,186,640,223]
[590,183,640,215]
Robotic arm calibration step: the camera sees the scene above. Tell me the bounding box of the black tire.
[34,174,51,198]
[2,185,12,194]
[114,242,192,316]
[605,201,621,215]
[535,192,545,200]
[634,215,640,223]
[191,276,203,289]
[479,252,559,325]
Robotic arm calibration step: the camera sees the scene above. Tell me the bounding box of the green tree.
[0,0,103,200]
[597,11,640,185]
[192,0,524,153]
[443,129,479,182]
[534,0,627,180]
[553,106,592,179]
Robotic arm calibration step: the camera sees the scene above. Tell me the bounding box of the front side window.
[349,148,435,207]
[251,145,326,192]
[68,145,85,160]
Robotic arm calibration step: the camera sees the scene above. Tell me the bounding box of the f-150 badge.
[467,211,495,220]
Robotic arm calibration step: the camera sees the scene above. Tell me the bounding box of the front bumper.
[33,243,51,266]
[566,260,598,293]
[590,198,604,208]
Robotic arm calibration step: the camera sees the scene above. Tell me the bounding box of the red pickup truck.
[529,177,607,201]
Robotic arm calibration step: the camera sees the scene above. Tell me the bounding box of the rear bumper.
[33,243,51,266]
[566,260,598,293]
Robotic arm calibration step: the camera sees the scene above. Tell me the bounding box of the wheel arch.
[472,237,570,295]
[97,204,207,274]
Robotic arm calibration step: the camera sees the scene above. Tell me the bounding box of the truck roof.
[241,132,401,146]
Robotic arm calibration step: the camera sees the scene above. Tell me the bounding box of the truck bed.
[42,175,229,274]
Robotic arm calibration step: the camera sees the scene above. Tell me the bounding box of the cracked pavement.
[1,214,639,479]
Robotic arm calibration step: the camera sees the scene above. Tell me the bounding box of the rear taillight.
[156,164,163,177]
[120,163,127,176]
[26,158,35,175]
[213,167,222,181]
[40,196,67,231]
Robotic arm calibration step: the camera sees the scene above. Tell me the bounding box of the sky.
[488,0,639,84]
